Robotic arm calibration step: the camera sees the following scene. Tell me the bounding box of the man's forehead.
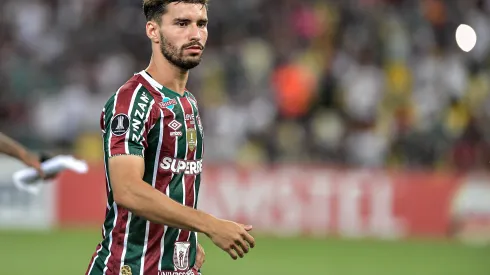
[164,2,208,19]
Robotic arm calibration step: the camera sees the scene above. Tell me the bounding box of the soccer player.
[0,132,44,177]
[86,1,255,275]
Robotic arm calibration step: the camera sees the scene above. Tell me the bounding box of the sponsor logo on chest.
[185,113,195,125]
[160,97,177,110]
[160,157,202,175]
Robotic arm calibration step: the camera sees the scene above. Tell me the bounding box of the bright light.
[455,24,477,52]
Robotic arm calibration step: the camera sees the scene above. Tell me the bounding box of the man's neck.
[146,54,189,96]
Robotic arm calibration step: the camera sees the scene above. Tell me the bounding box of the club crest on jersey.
[121,265,132,275]
[110,114,130,136]
[160,97,177,110]
[187,128,197,151]
[173,242,191,271]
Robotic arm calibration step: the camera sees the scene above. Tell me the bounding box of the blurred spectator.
[1,0,490,171]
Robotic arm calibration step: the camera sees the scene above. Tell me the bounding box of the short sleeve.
[103,83,156,158]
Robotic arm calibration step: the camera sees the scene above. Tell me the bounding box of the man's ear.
[146,21,160,43]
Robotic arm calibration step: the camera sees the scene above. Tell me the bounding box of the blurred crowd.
[2,0,490,171]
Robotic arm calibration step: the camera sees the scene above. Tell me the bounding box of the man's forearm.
[0,132,28,161]
[114,179,216,235]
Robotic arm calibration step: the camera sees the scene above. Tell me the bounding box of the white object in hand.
[455,24,477,52]
[12,155,89,195]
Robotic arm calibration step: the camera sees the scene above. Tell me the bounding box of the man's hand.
[193,243,205,271]
[206,219,255,260]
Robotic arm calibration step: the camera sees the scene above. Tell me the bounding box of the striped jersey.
[86,71,204,275]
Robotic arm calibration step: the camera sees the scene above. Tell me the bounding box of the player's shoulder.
[106,75,155,105]
[117,75,154,100]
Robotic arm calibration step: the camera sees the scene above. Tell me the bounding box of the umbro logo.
[169,120,182,131]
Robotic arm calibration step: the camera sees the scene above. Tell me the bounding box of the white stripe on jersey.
[119,212,133,273]
[124,84,142,154]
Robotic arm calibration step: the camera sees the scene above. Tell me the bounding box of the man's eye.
[177,22,187,27]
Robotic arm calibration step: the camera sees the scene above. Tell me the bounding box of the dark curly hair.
[143,0,209,23]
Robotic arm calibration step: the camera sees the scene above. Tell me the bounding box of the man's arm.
[0,132,44,176]
[109,155,256,259]
[0,132,31,161]
[109,155,215,233]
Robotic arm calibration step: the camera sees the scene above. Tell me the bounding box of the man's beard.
[159,32,203,71]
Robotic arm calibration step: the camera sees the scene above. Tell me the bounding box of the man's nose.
[189,24,202,41]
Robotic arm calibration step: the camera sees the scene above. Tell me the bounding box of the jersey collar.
[138,70,187,98]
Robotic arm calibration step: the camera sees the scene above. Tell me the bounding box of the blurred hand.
[38,152,59,180]
[193,243,205,271]
[206,219,255,260]
[20,151,45,178]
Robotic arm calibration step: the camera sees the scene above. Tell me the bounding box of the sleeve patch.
[111,114,130,136]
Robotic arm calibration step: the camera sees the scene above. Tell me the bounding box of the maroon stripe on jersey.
[109,80,141,156]
[136,74,178,274]
[106,208,129,274]
[142,224,164,274]
[178,97,197,242]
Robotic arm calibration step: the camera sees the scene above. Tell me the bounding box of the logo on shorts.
[121,265,132,275]
[173,242,191,271]
[110,114,130,136]
[160,97,177,110]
